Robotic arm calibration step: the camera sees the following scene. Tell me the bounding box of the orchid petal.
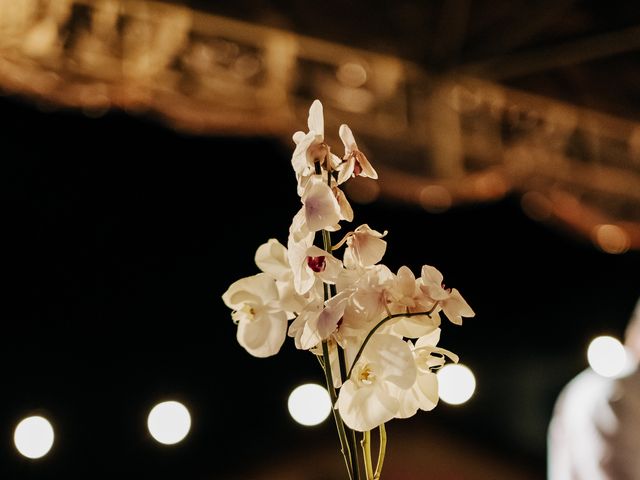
[236,310,287,358]
[307,99,324,137]
[255,238,290,280]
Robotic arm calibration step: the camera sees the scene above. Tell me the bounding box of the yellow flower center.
[358,364,376,385]
[232,304,256,324]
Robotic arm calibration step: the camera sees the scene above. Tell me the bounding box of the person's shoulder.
[560,368,611,397]
[553,368,613,414]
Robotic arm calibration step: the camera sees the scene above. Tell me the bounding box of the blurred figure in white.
[547,297,640,480]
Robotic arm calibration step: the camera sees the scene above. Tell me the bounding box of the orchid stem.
[350,428,362,480]
[347,303,439,380]
[373,424,387,480]
[321,340,354,480]
[319,223,357,478]
[362,430,374,479]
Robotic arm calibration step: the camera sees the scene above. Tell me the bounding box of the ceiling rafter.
[0,0,638,251]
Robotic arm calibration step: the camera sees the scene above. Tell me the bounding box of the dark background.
[1,92,638,479]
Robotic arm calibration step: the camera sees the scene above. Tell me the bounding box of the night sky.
[1,93,638,479]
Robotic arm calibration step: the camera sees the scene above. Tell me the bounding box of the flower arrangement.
[222,99,474,479]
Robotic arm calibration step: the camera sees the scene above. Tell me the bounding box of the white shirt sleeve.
[548,366,640,480]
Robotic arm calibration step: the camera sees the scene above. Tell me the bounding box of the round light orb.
[147,401,191,445]
[14,416,55,459]
[587,336,627,378]
[437,364,476,405]
[287,383,332,426]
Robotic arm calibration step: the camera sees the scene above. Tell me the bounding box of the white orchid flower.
[336,124,378,185]
[288,289,349,350]
[288,208,314,245]
[222,273,288,358]
[420,265,475,325]
[337,334,416,432]
[334,187,354,223]
[439,288,475,325]
[291,245,343,295]
[254,238,290,280]
[393,329,458,419]
[301,175,342,232]
[385,266,441,338]
[340,264,394,337]
[291,100,342,195]
[341,224,388,269]
[287,209,315,294]
[288,296,323,350]
[254,238,305,316]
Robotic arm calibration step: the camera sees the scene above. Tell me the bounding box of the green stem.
[373,424,387,480]
[322,340,354,480]
[361,430,374,479]
[347,304,439,380]
[364,430,375,479]
[350,428,362,480]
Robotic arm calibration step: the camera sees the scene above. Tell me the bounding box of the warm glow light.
[592,224,630,254]
[438,364,476,405]
[521,191,553,221]
[336,62,368,88]
[288,383,331,426]
[419,185,452,213]
[587,336,627,377]
[14,416,54,459]
[147,401,191,445]
[473,172,508,199]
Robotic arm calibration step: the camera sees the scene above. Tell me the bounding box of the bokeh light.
[592,224,630,254]
[147,401,191,445]
[438,364,476,405]
[287,383,332,426]
[587,335,627,377]
[14,416,55,459]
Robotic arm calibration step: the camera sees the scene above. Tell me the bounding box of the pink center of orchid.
[307,255,326,272]
[353,159,363,176]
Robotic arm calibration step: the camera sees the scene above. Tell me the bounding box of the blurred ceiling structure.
[0,0,639,252]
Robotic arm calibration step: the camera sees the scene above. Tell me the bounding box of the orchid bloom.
[334,186,354,224]
[222,98,474,480]
[341,224,387,269]
[301,175,342,232]
[290,244,342,295]
[222,273,288,358]
[254,239,306,316]
[291,100,341,195]
[287,207,316,294]
[385,266,441,338]
[337,124,378,185]
[340,264,395,337]
[393,329,458,419]
[289,290,350,350]
[420,265,475,325]
[337,334,416,432]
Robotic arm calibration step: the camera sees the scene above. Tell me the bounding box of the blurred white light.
[14,416,54,459]
[288,383,331,426]
[147,401,191,445]
[438,364,476,405]
[587,336,627,378]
